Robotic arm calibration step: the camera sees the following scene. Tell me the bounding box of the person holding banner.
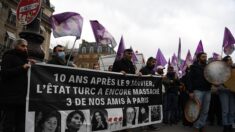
[112,48,136,74]
[139,57,161,131]
[48,45,66,66]
[112,49,137,132]
[139,57,156,75]
[1,38,36,132]
[66,110,85,132]
[188,52,212,132]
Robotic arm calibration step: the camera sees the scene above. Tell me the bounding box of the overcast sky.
[50,0,235,60]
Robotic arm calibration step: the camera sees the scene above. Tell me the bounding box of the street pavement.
[126,123,223,132]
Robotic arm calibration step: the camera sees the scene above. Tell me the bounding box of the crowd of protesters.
[0,40,235,132]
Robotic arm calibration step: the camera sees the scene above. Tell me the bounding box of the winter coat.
[112,58,135,74]
[188,61,211,92]
[139,65,155,75]
[1,49,28,105]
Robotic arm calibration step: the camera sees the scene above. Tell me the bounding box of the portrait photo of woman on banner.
[151,105,161,122]
[65,110,87,132]
[138,106,149,124]
[91,109,108,131]
[35,111,61,132]
[122,107,136,127]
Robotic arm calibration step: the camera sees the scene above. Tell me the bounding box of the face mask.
[57,52,65,60]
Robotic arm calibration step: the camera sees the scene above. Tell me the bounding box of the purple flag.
[185,50,193,66]
[50,12,83,38]
[193,40,204,60]
[171,53,178,67]
[155,48,167,67]
[195,40,204,54]
[90,20,117,47]
[115,36,126,61]
[130,46,138,64]
[171,53,181,77]
[212,52,222,61]
[223,27,235,55]
[182,50,193,75]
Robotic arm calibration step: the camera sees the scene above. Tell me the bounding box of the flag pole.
[66,37,78,66]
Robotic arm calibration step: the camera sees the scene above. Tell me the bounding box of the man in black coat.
[112,49,136,132]
[1,38,35,132]
[188,52,211,132]
[112,48,136,74]
[48,45,66,65]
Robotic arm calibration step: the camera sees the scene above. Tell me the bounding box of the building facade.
[0,0,54,59]
[75,40,116,69]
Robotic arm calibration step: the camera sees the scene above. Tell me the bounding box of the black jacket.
[112,58,135,74]
[188,61,211,92]
[47,55,66,65]
[139,65,155,75]
[1,49,28,105]
[163,72,180,94]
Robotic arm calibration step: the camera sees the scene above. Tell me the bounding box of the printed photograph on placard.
[150,105,162,122]
[90,109,108,131]
[122,107,137,127]
[34,111,61,132]
[138,106,149,124]
[62,110,89,132]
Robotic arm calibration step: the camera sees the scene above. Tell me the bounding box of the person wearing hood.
[48,45,66,65]
[1,38,35,132]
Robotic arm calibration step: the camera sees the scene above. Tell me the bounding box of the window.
[81,63,89,68]
[7,9,16,26]
[97,46,102,53]
[82,47,86,54]
[90,46,94,53]
[4,31,16,49]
